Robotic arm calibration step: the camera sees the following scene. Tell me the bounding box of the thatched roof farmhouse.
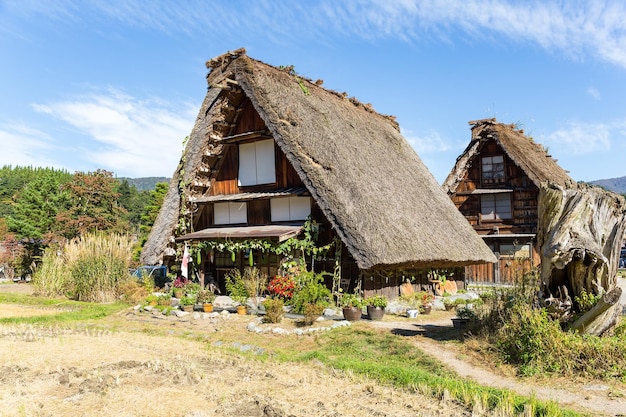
[141,49,495,297]
[443,118,575,283]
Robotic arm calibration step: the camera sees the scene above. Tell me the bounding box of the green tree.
[140,182,168,234]
[116,179,151,229]
[6,170,71,240]
[132,181,168,261]
[55,169,129,239]
[0,165,64,219]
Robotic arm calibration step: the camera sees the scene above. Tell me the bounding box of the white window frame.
[214,202,247,225]
[238,139,276,186]
[270,196,311,222]
[480,193,511,220]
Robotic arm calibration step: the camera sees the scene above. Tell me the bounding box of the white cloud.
[544,121,612,154]
[7,1,626,69]
[0,124,62,168]
[33,89,196,177]
[402,128,451,153]
[587,87,601,100]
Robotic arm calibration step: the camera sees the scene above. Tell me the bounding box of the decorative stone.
[213,295,236,308]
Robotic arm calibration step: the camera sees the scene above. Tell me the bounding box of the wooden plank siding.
[449,139,543,284]
[466,257,535,284]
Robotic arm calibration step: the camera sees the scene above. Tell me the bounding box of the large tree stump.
[537,183,626,335]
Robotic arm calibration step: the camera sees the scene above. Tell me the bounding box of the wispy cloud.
[587,87,601,100]
[33,88,196,177]
[0,124,61,168]
[544,120,614,154]
[402,128,452,153]
[6,1,626,69]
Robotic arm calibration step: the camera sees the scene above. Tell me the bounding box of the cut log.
[537,182,626,334]
[570,287,622,336]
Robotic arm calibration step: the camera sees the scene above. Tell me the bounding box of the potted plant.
[196,289,216,313]
[418,291,435,314]
[145,294,158,307]
[365,295,387,320]
[225,269,249,314]
[171,276,188,298]
[179,295,194,312]
[452,305,477,329]
[340,292,364,321]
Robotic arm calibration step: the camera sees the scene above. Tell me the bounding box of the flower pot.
[173,289,183,298]
[367,305,385,321]
[236,305,247,315]
[203,303,213,313]
[181,305,193,312]
[342,306,362,321]
[406,309,419,318]
[422,304,432,314]
[451,318,469,329]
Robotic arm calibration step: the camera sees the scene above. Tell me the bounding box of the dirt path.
[371,317,626,417]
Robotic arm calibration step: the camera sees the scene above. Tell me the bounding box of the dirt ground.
[1,283,625,416]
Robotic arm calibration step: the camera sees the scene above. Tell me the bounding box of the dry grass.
[0,319,470,417]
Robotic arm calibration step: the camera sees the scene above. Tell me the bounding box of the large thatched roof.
[141,49,496,269]
[443,118,576,194]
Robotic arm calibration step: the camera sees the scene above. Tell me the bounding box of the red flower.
[267,275,296,299]
[173,276,189,289]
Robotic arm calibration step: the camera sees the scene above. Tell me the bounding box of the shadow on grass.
[390,323,463,341]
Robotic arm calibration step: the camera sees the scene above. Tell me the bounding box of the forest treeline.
[0,165,168,278]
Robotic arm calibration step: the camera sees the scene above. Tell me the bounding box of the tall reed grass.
[33,233,133,302]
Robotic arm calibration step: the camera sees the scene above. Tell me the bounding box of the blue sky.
[1,1,625,183]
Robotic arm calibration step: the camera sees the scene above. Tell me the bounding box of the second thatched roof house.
[141,49,496,298]
[443,118,576,284]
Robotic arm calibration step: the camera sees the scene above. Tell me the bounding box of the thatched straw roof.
[141,49,496,269]
[443,118,576,194]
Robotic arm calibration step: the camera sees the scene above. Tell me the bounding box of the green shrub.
[365,295,388,308]
[290,270,331,314]
[340,292,364,308]
[225,268,249,305]
[263,298,285,324]
[303,302,325,325]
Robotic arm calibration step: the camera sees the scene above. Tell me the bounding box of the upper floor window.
[482,155,505,184]
[239,139,276,186]
[270,196,311,222]
[481,193,511,220]
[214,201,247,225]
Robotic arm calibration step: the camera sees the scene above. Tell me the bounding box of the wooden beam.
[219,130,272,144]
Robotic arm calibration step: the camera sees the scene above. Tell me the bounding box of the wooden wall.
[450,140,540,235]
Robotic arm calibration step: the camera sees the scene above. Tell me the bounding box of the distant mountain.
[589,176,626,195]
[118,177,170,191]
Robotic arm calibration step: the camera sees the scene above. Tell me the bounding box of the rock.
[213,295,236,308]
[247,322,258,332]
[323,308,340,317]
